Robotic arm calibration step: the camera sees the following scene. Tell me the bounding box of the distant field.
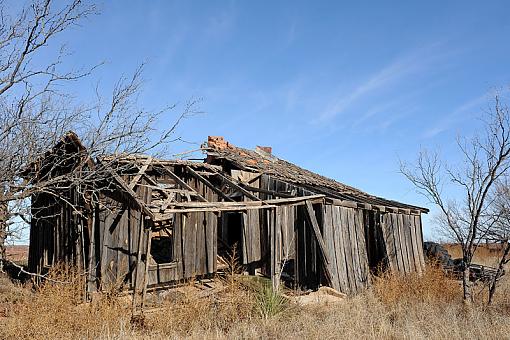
[5,245,28,263]
[444,243,505,267]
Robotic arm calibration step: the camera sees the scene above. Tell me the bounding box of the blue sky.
[42,1,510,240]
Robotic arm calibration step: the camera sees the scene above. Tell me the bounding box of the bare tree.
[485,179,510,304]
[401,93,510,302]
[0,0,197,271]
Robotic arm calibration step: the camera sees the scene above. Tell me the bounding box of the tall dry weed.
[2,262,510,339]
[372,264,461,306]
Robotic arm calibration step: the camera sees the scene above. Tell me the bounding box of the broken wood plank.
[153,161,208,202]
[304,200,333,286]
[185,166,233,202]
[128,157,152,190]
[214,171,261,201]
[105,166,155,220]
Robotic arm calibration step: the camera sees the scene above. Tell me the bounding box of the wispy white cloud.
[313,43,449,125]
[421,93,488,139]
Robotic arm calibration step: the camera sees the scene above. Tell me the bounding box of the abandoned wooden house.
[26,132,428,306]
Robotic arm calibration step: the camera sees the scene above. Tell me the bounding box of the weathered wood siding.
[28,189,87,276]
[322,205,370,294]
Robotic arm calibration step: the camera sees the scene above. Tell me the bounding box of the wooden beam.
[185,166,234,202]
[128,157,152,190]
[160,192,176,211]
[141,229,152,311]
[154,161,208,202]
[239,183,295,198]
[153,204,278,219]
[304,200,333,285]
[155,194,324,208]
[107,167,155,220]
[214,171,261,201]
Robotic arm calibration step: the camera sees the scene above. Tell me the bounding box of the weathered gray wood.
[304,201,330,264]
[154,162,208,202]
[174,213,183,278]
[131,209,145,313]
[281,206,288,260]
[205,211,216,273]
[355,209,370,287]
[408,214,422,274]
[304,200,334,287]
[389,213,404,272]
[333,206,349,293]
[186,166,234,202]
[215,171,261,201]
[397,213,410,273]
[128,157,152,190]
[141,229,152,309]
[106,167,156,220]
[242,211,250,264]
[403,214,417,273]
[184,212,197,278]
[414,215,426,270]
[346,208,360,293]
[195,213,206,275]
[339,207,355,293]
[86,203,97,295]
[322,205,341,291]
[270,208,278,290]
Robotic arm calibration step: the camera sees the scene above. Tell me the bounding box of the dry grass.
[444,243,506,267]
[1,260,510,339]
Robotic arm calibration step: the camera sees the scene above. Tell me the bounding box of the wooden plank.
[174,213,183,279]
[186,166,233,202]
[195,212,206,275]
[398,213,410,273]
[332,206,348,293]
[250,208,261,262]
[392,213,405,273]
[141,229,152,309]
[280,206,288,261]
[387,214,401,272]
[379,213,394,271]
[160,192,176,212]
[322,205,340,291]
[414,215,426,271]
[242,211,250,264]
[287,205,296,259]
[128,157,152,190]
[304,200,333,286]
[403,214,416,273]
[154,204,278,217]
[240,184,295,198]
[154,162,208,202]
[214,171,261,201]
[356,209,370,287]
[107,169,155,220]
[184,213,197,278]
[347,208,361,293]
[304,201,330,264]
[131,209,145,313]
[408,214,422,274]
[270,208,278,290]
[339,207,355,294]
[295,205,305,286]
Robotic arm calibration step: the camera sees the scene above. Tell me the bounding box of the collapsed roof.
[205,136,428,213]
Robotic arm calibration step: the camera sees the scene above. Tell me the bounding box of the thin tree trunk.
[0,200,7,272]
[488,241,510,305]
[462,257,472,303]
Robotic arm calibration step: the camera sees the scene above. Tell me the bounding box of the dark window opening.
[150,232,174,264]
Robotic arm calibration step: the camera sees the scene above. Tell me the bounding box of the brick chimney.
[208,136,229,149]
